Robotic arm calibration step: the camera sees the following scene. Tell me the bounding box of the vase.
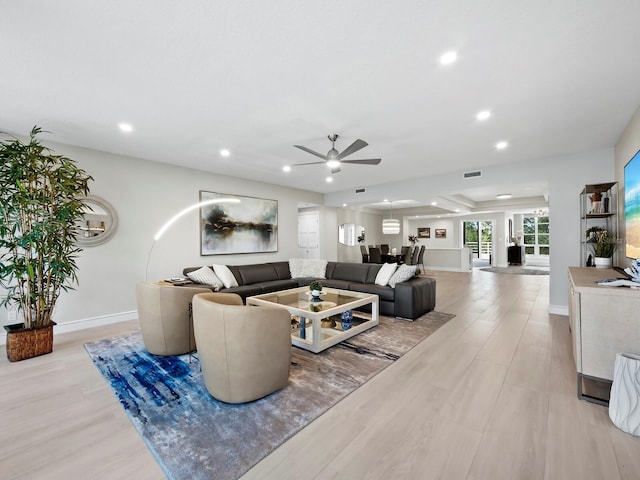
[609,353,640,436]
[311,290,321,297]
[4,321,56,362]
[594,257,612,268]
[341,310,353,331]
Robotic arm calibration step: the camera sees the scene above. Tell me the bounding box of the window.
[523,215,549,256]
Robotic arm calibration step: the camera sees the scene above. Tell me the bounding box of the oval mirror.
[338,223,365,246]
[76,195,118,246]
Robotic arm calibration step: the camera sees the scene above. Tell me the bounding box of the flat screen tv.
[624,149,640,259]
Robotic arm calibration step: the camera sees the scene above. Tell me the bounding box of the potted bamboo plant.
[0,127,92,361]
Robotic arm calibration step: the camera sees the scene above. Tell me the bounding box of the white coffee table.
[246,286,379,353]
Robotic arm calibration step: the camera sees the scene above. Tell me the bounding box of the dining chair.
[416,245,425,272]
[368,247,382,263]
[360,244,370,263]
[403,247,414,265]
[380,244,390,262]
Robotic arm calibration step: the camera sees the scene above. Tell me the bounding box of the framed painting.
[435,228,446,239]
[200,191,278,255]
[417,227,430,238]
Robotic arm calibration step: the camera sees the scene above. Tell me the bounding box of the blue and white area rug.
[84,311,454,480]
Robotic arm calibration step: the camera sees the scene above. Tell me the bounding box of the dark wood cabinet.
[508,245,525,265]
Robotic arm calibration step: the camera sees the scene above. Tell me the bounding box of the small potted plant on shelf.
[0,127,92,361]
[309,280,323,298]
[587,228,617,268]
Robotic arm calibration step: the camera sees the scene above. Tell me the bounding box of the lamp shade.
[382,218,400,235]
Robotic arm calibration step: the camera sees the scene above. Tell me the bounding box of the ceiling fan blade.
[336,139,368,159]
[341,158,382,165]
[331,167,342,174]
[294,145,328,160]
[292,160,327,166]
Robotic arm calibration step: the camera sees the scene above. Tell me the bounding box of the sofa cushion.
[388,264,418,288]
[213,264,239,288]
[349,283,395,302]
[270,261,292,280]
[365,264,382,284]
[325,261,337,279]
[330,263,372,283]
[289,258,327,278]
[236,263,279,285]
[186,266,224,290]
[259,279,299,294]
[321,279,352,290]
[374,263,398,286]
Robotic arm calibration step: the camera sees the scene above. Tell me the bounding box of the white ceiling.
[2,1,640,214]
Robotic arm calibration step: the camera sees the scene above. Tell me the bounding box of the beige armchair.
[136,282,212,356]
[192,292,292,403]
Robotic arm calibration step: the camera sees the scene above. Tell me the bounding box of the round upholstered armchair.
[192,292,292,403]
[136,282,212,356]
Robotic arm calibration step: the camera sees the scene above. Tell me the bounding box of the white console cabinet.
[568,267,640,404]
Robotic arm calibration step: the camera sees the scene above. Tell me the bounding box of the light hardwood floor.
[2,269,639,479]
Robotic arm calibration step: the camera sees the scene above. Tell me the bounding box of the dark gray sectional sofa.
[183,261,436,320]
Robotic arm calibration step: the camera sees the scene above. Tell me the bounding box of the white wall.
[406,217,458,249]
[407,213,507,266]
[326,148,614,313]
[1,142,323,330]
[335,209,404,262]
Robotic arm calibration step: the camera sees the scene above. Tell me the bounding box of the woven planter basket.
[4,321,56,362]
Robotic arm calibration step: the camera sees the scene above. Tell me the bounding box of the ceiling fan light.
[382,218,400,235]
[327,159,340,169]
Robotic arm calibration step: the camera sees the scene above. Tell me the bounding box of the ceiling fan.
[292,134,382,173]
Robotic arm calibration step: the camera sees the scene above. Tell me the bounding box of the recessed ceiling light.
[282,165,291,172]
[496,193,512,199]
[118,123,132,133]
[219,149,230,157]
[342,203,347,207]
[326,177,333,183]
[383,198,389,202]
[476,110,491,121]
[455,209,460,212]
[439,50,458,65]
[496,141,508,150]
[431,201,437,206]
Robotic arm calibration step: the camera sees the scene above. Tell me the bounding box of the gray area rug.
[480,266,549,275]
[85,310,454,480]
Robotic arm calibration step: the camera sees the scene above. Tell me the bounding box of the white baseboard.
[548,304,569,316]
[0,310,138,345]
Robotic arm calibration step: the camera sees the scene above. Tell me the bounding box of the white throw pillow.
[375,263,398,286]
[212,264,239,288]
[388,264,417,288]
[289,258,328,279]
[186,266,224,290]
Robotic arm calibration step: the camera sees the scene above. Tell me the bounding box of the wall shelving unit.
[580,182,618,267]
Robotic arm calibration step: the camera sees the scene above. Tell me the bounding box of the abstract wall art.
[200,191,278,255]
